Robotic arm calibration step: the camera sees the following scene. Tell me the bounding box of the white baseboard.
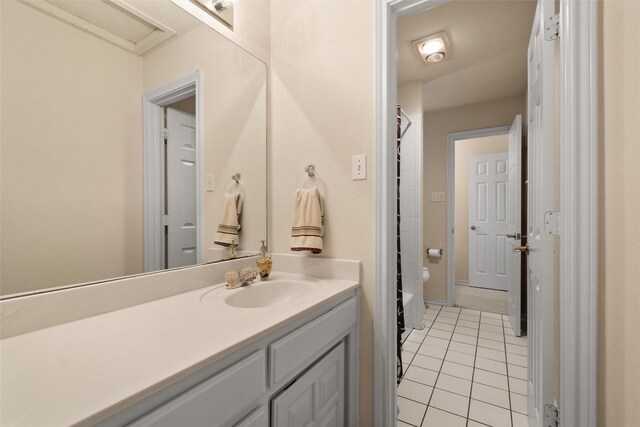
[454,280,469,286]
[425,298,446,307]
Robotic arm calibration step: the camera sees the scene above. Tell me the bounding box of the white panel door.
[527,0,557,424]
[166,108,197,269]
[507,115,523,336]
[468,152,509,291]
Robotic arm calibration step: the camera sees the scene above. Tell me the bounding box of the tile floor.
[397,305,529,427]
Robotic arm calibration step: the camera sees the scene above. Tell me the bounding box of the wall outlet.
[352,155,367,180]
[206,174,215,192]
[430,192,445,202]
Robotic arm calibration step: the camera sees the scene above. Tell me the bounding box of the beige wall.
[423,94,526,301]
[398,81,424,115]
[0,0,144,295]
[269,0,374,423]
[143,24,267,260]
[600,0,640,425]
[454,134,509,282]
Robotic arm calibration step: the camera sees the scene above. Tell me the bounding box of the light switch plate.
[206,174,215,192]
[430,192,445,202]
[352,155,367,180]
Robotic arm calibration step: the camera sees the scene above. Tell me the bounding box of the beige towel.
[291,187,324,254]
[214,192,243,247]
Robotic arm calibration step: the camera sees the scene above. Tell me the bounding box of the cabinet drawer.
[235,406,267,427]
[269,298,355,386]
[130,351,265,427]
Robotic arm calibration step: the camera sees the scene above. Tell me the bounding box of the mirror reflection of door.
[165,99,197,268]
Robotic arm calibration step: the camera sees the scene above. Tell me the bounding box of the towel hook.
[232,173,241,183]
[305,165,316,177]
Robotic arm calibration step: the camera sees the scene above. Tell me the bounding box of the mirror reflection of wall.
[0,0,267,296]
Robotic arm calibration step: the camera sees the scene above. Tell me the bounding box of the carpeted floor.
[454,284,508,315]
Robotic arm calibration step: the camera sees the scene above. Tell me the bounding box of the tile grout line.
[420,306,462,427]
[465,310,483,427]
[502,315,515,427]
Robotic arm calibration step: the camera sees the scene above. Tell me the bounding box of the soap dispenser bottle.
[256,240,272,278]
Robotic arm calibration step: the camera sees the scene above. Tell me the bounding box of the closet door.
[271,342,345,427]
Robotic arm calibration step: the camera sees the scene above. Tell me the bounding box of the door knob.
[470,225,477,231]
[514,245,529,255]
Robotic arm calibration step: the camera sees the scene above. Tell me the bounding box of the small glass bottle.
[256,240,272,279]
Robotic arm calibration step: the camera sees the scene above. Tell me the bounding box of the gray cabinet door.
[271,342,345,427]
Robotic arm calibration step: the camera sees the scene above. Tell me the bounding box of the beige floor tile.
[397,396,427,426]
[511,391,528,415]
[417,343,446,359]
[458,319,480,329]
[477,337,505,351]
[461,308,481,315]
[512,410,529,427]
[423,336,450,349]
[508,364,527,381]
[431,322,455,332]
[455,325,479,337]
[441,306,462,313]
[505,334,528,347]
[479,330,505,342]
[421,407,466,427]
[469,399,512,427]
[429,388,470,417]
[438,311,459,320]
[452,333,478,345]
[402,350,416,364]
[471,383,510,409]
[436,316,458,325]
[407,330,427,344]
[479,323,504,334]
[509,376,528,395]
[402,341,420,353]
[435,373,472,397]
[441,360,474,381]
[404,365,439,386]
[445,350,475,367]
[482,312,503,319]
[397,421,414,427]
[459,314,480,322]
[506,343,527,356]
[428,328,453,340]
[507,352,528,367]
[473,368,509,390]
[475,356,507,375]
[476,346,507,363]
[480,317,504,327]
[412,354,444,372]
[449,341,477,355]
[398,379,434,405]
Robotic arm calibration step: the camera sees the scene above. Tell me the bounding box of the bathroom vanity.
[0,256,360,426]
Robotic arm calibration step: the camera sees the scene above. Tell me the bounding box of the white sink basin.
[222,280,314,308]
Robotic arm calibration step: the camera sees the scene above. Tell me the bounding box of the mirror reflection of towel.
[291,187,324,254]
[214,192,243,247]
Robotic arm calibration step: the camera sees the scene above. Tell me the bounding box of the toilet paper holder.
[426,248,443,257]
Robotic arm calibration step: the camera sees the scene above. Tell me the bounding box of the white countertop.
[0,272,358,426]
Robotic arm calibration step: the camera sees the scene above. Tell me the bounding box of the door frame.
[445,125,511,307]
[143,72,202,272]
[374,1,599,426]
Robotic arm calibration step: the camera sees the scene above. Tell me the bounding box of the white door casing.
[468,152,509,291]
[527,0,557,424]
[507,115,523,336]
[166,108,198,269]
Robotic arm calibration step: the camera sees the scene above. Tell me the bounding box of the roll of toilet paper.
[427,248,442,258]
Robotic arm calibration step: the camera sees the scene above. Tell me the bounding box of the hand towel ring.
[300,164,323,191]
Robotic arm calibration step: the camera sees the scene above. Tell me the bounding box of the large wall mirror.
[0,0,267,296]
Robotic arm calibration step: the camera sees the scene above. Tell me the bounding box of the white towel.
[290,187,324,254]
[214,192,243,247]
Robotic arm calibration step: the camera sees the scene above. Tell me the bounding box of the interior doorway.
[143,72,202,273]
[446,127,514,315]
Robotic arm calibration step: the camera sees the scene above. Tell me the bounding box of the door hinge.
[544,404,560,427]
[162,215,170,226]
[162,128,169,140]
[545,14,560,41]
[544,211,560,236]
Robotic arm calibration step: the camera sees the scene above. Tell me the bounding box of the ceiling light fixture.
[411,31,452,65]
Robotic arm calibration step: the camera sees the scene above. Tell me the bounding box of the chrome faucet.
[226,242,238,260]
[225,268,258,289]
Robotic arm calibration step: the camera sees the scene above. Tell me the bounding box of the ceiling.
[397,0,536,112]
